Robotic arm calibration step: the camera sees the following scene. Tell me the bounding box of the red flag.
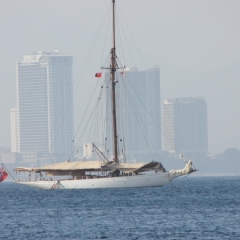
[0,167,8,182]
[95,72,102,78]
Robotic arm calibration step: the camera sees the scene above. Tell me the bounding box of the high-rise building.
[10,108,19,152]
[12,51,74,163]
[105,66,162,162]
[163,97,208,158]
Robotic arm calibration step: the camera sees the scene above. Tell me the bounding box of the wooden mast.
[111,0,118,163]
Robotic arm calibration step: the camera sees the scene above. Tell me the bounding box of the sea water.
[1,177,240,240]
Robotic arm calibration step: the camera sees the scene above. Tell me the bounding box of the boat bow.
[168,160,196,180]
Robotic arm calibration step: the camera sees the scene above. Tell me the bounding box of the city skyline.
[0,0,239,155]
[7,63,208,163]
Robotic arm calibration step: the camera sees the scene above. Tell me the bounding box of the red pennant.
[95,72,102,78]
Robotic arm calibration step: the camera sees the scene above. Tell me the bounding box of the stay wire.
[117,6,189,163]
[124,80,158,161]
[68,80,101,160]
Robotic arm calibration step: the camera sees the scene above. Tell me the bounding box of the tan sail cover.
[106,161,165,173]
[15,160,165,175]
[15,160,108,172]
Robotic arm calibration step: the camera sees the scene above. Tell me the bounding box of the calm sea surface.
[1,177,240,240]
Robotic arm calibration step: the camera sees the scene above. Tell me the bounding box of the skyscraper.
[105,66,162,162]
[12,51,74,163]
[163,97,208,158]
[10,108,19,153]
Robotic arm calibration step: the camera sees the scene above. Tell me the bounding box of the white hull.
[17,172,174,190]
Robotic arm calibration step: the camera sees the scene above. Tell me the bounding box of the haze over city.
[1,2,240,239]
[0,0,239,155]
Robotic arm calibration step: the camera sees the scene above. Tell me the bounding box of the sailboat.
[15,0,196,190]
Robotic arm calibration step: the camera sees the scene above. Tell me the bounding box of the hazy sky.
[0,0,239,154]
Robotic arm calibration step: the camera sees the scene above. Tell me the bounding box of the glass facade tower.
[14,51,73,163]
[163,97,208,158]
[105,66,162,162]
